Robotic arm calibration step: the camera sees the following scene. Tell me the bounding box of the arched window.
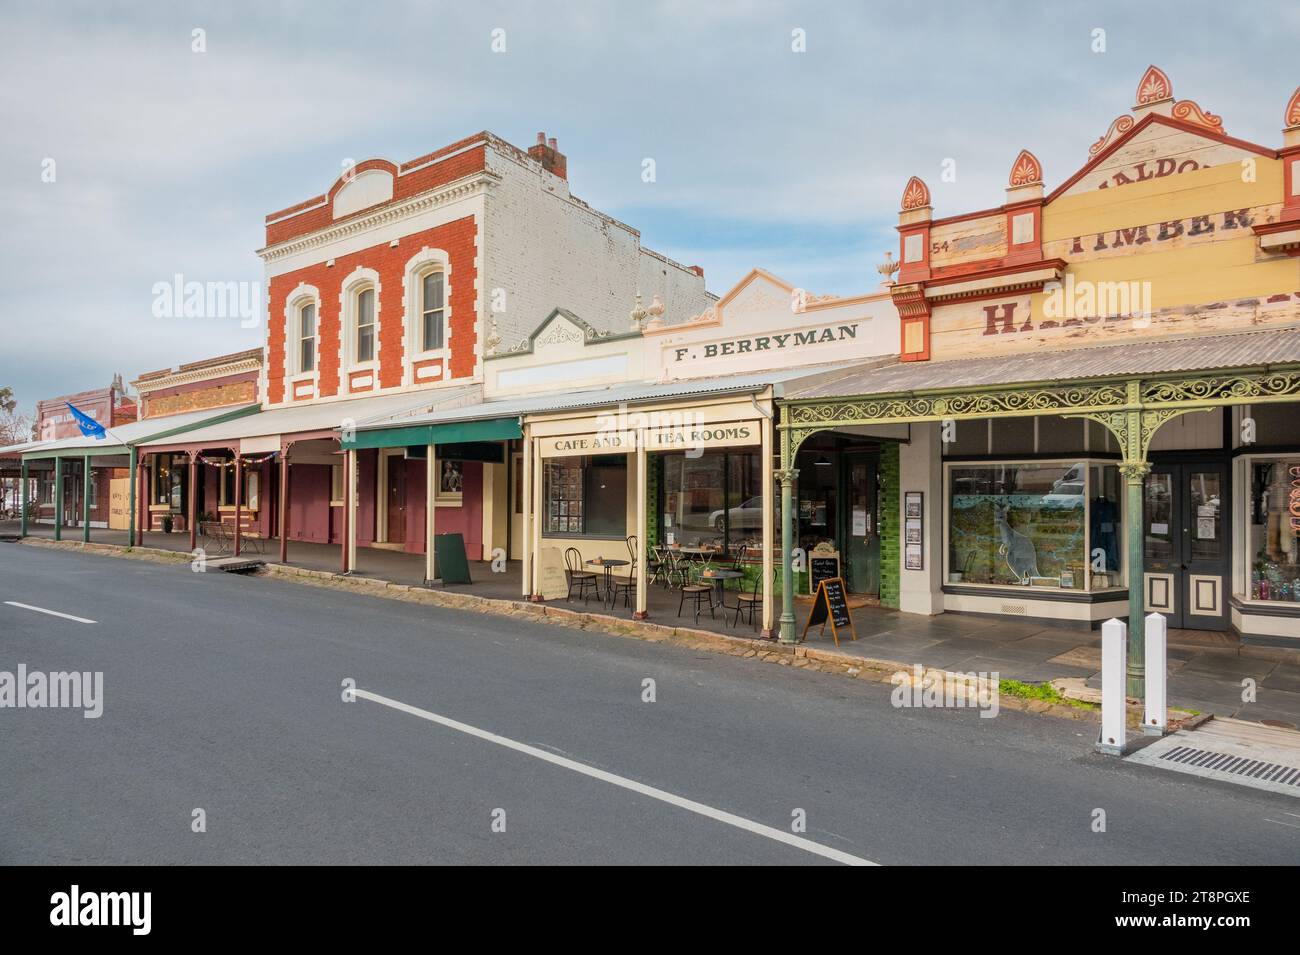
[298,302,317,373]
[420,270,445,352]
[355,287,375,362]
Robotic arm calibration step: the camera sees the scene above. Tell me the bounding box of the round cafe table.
[586,558,630,608]
[698,568,744,611]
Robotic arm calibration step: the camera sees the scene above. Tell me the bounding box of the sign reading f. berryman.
[671,323,860,363]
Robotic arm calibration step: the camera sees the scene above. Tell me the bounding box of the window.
[946,460,1123,591]
[298,303,316,373]
[662,449,765,552]
[330,464,344,506]
[153,455,184,509]
[355,287,375,362]
[1247,457,1300,603]
[544,455,627,537]
[219,461,254,508]
[421,270,445,351]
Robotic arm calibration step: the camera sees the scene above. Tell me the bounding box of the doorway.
[387,457,407,544]
[842,451,880,596]
[1143,461,1229,630]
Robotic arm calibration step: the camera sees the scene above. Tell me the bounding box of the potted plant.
[160,514,173,534]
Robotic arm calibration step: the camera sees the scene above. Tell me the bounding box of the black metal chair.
[677,561,716,625]
[609,536,638,609]
[733,569,772,631]
[564,547,600,603]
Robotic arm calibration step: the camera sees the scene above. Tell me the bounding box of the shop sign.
[670,323,859,364]
[644,423,760,451]
[539,431,637,458]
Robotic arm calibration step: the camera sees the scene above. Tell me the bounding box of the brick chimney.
[528,131,567,180]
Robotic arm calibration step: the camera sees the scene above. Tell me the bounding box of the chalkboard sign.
[801,577,856,647]
[433,533,472,585]
[808,552,840,594]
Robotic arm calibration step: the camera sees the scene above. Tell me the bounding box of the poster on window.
[904,492,924,569]
[437,459,463,504]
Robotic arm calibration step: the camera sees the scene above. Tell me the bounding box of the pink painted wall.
[288,463,333,543]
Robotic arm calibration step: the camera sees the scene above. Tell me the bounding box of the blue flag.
[66,402,107,440]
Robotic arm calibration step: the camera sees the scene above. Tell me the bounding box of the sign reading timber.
[927,118,1300,361]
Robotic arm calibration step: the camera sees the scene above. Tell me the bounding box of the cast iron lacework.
[1141,372,1300,406]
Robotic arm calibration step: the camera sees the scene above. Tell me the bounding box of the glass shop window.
[947,460,1122,591]
[1248,458,1300,603]
[661,449,765,553]
[544,456,628,537]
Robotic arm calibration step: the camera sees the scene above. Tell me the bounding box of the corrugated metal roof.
[354,363,865,432]
[136,386,479,448]
[784,326,1300,400]
[13,404,260,455]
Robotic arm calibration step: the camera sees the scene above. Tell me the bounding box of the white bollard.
[1144,611,1168,736]
[1096,617,1128,755]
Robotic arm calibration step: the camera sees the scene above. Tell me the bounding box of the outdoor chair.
[733,568,773,631]
[677,562,716,625]
[564,547,600,604]
[608,535,638,609]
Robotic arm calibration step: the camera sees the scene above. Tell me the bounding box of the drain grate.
[1157,745,1300,787]
[1127,723,1300,798]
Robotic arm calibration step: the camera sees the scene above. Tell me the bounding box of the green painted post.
[777,429,799,644]
[1124,464,1147,700]
[82,458,91,543]
[19,458,29,537]
[53,456,63,542]
[127,447,137,548]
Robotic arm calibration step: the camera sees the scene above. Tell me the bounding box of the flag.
[66,402,107,440]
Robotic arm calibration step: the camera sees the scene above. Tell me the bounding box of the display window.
[661,449,764,553]
[543,455,625,537]
[945,459,1124,591]
[1246,456,1300,604]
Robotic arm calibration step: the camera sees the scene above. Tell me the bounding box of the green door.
[843,452,880,596]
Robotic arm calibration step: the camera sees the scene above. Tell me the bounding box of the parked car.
[708,496,764,531]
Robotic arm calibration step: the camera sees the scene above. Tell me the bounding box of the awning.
[782,325,1300,401]
[136,387,480,454]
[19,404,261,460]
[346,415,522,449]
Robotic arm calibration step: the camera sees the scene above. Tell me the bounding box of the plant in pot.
[160,514,173,534]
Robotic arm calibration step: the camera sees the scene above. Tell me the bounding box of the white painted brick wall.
[483,144,713,352]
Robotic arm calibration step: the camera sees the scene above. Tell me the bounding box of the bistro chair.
[677,561,716,625]
[564,547,601,604]
[646,543,667,587]
[609,536,638,609]
[733,567,774,631]
[659,546,687,588]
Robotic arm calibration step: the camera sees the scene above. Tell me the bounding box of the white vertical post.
[1097,617,1129,755]
[1144,611,1167,736]
[635,432,648,618]
[760,409,774,635]
[346,449,358,574]
[521,429,532,597]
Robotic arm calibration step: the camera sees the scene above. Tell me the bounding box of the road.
[1,542,1296,865]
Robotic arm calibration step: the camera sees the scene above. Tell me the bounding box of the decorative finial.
[484,316,502,356]
[630,292,647,332]
[877,251,900,285]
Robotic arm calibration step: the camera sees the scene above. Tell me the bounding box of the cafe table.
[586,557,630,609]
[698,567,745,612]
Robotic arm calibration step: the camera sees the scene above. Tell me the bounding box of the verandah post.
[188,450,198,552]
[233,454,243,558]
[19,457,29,537]
[53,454,63,542]
[777,427,798,644]
[279,449,289,565]
[82,456,91,543]
[1122,460,1148,700]
[126,447,136,547]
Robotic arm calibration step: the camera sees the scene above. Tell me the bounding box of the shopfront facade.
[777,68,1300,687]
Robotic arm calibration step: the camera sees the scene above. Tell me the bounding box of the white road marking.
[1265,818,1300,831]
[354,687,877,866]
[4,601,96,624]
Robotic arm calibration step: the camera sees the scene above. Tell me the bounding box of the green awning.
[344,415,521,450]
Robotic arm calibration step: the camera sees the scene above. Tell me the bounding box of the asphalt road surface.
[1,543,1296,865]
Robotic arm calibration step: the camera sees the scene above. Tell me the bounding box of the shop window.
[661,449,765,552]
[941,420,987,457]
[796,451,838,554]
[219,462,256,508]
[330,464,344,506]
[153,455,184,509]
[947,460,1122,591]
[1248,457,1300,603]
[1244,405,1298,447]
[543,456,627,537]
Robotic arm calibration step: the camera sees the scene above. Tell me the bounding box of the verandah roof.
[16,404,262,460]
[782,325,1300,402]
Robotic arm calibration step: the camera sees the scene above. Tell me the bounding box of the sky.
[2,0,1298,412]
